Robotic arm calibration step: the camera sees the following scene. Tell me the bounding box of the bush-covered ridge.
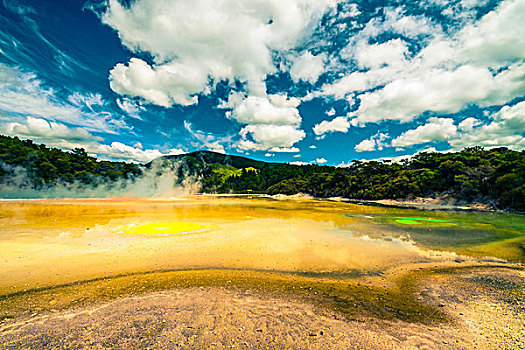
[1,135,524,210]
[0,135,142,188]
[200,146,524,210]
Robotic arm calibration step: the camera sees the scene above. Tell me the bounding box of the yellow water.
[0,196,453,295]
[2,196,525,325]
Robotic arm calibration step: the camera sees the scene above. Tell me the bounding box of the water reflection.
[0,197,523,295]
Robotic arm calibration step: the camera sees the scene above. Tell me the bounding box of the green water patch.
[396,217,451,223]
[395,219,423,225]
[394,216,454,226]
[343,208,525,261]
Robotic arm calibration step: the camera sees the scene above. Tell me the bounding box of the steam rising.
[0,160,201,199]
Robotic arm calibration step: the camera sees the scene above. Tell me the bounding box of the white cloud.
[67,92,105,111]
[339,3,360,17]
[0,117,182,163]
[326,108,335,116]
[313,116,350,138]
[183,121,228,154]
[102,0,336,106]
[361,147,442,164]
[268,147,300,153]
[315,71,373,99]
[354,132,389,152]
[391,117,457,148]
[289,51,327,84]
[460,0,490,9]
[317,0,525,127]
[354,138,375,152]
[450,101,525,150]
[220,92,305,151]
[379,8,439,38]
[315,157,327,164]
[117,98,145,119]
[453,0,525,67]
[340,7,440,50]
[95,142,185,163]
[309,145,316,149]
[225,94,301,126]
[351,102,525,152]
[109,58,206,107]
[458,117,481,132]
[355,39,408,69]
[289,161,309,166]
[2,116,102,142]
[350,62,525,125]
[0,63,129,134]
[237,124,305,151]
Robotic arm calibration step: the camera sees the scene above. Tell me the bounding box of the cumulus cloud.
[0,117,182,162]
[237,124,305,151]
[313,116,350,138]
[289,51,327,84]
[225,94,301,126]
[360,147,441,164]
[338,3,360,18]
[268,147,300,153]
[354,39,408,69]
[449,101,525,150]
[458,117,482,132]
[109,58,206,107]
[101,0,336,106]
[315,157,327,164]
[289,161,309,166]
[219,92,306,151]
[391,117,457,148]
[315,0,525,127]
[95,141,185,163]
[354,138,375,152]
[352,62,525,125]
[354,132,389,152]
[2,116,102,143]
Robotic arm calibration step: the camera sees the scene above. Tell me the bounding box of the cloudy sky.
[0,0,524,164]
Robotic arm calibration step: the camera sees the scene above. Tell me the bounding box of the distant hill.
[1,135,524,210]
[160,150,271,169]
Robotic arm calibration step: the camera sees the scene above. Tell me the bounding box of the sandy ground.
[1,267,523,350]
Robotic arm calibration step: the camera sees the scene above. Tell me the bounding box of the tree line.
[200,146,524,211]
[1,135,523,210]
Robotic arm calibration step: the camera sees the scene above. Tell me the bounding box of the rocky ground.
[1,267,523,350]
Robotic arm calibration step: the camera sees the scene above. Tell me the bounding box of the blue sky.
[0,0,524,164]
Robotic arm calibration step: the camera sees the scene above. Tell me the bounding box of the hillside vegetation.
[0,135,142,188]
[1,135,524,210]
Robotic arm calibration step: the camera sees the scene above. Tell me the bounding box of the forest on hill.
[1,135,524,210]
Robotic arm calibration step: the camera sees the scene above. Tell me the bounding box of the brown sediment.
[1,198,524,348]
[1,265,523,350]
[0,267,447,324]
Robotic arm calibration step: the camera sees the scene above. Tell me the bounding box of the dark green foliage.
[1,135,524,210]
[172,148,524,211]
[0,135,142,188]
